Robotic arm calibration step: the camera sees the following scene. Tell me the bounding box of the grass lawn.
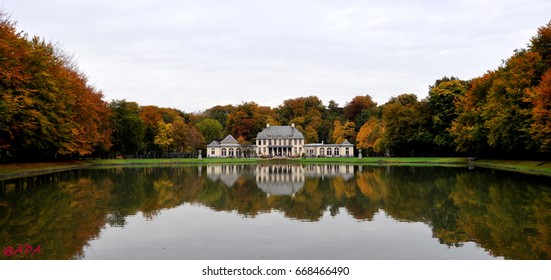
[0,161,90,177]
[86,158,261,165]
[297,157,469,164]
[2,157,550,178]
[473,159,551,176]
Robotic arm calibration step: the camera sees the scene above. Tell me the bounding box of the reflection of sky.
[83,205,499,260]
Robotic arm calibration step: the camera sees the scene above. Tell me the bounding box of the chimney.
[266,123,270,128]
[291,123,295,128]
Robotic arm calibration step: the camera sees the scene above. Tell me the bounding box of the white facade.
[206,135,243,158]
[208,124,355,158]
[303,140,354,158]
[256,124,305,157]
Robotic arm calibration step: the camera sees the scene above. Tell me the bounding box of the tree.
[204,105,235,132]
[109,100,146,156]
[172,118,205,156]
[356,117,384,155]
[196,118,223,144]
[154,121,173,156]
[528,68,551,152]
[381,94,433,156]
[428,78,467,155]
[451,72,496,156]
[343,95,378,127]
[0,14,112,161]
[139,105,164,156]
[226,102,277,141]
[483,50,541,155]
[276,96,325,124]
[529,20,551,69]
[332,120,355,144]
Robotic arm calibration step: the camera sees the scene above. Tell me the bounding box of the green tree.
[196,118,223,144]
[109,100,146,156]
[381,94,433,156]
[428,78,467,155]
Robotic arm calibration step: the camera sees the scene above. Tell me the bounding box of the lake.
[0,164,549,260]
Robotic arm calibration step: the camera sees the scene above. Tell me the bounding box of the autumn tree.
[172,118,205,155]
[276,96,326,143]
[332,120,356,144]
[528,68,551,152]
[451,72,496,156]
[343,95,378,128]
[356,117,385,155]
[154,121,173,156]
[139,105,164,156]
[226,102,276,141]
[0,13,111,161]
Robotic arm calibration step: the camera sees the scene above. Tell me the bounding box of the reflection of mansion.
[207,124,354,158]
[206,164,356,196]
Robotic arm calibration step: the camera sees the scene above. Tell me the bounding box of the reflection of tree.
[199,165,551,259]
[0,171,112,259]
[450,172,551,259]
[1,165,549,259]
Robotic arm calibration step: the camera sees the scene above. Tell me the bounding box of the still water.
[0,164,549,259]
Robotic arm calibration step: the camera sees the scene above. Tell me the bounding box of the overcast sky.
[3,0,550,112]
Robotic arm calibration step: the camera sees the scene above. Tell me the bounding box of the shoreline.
[1,158,550,179]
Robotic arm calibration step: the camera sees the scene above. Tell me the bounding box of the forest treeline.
[1,13,550,162]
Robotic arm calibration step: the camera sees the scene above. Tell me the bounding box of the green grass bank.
[1,158,550,179]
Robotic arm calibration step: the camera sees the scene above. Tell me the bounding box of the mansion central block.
[207,124,354,158]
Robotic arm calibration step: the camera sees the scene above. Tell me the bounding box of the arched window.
[221,148,227,157]
[327,148,332,156]
[334,148,340,156]
[229,148,234,157]
[320,148,325,156]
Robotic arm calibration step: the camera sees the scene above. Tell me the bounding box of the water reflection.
[0,165,549,259]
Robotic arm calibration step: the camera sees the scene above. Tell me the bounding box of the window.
[229,148,234,157]
[334,148,340,156]
[221,148,227,157]
[327,149,332,156]
[211,149,215,155]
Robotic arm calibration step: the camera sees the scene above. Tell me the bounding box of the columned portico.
[256,123,304,157]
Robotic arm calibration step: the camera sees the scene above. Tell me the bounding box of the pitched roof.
[341,139,353,146]
[220,134,238,144]
[206,140,220,147]
[257,125,304,139]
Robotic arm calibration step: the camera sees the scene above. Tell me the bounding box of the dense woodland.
[1,13,550,162]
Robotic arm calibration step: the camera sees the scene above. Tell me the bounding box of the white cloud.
[3,0,551,111]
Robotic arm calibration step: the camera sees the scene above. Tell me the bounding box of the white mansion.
[207,124,354,158]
